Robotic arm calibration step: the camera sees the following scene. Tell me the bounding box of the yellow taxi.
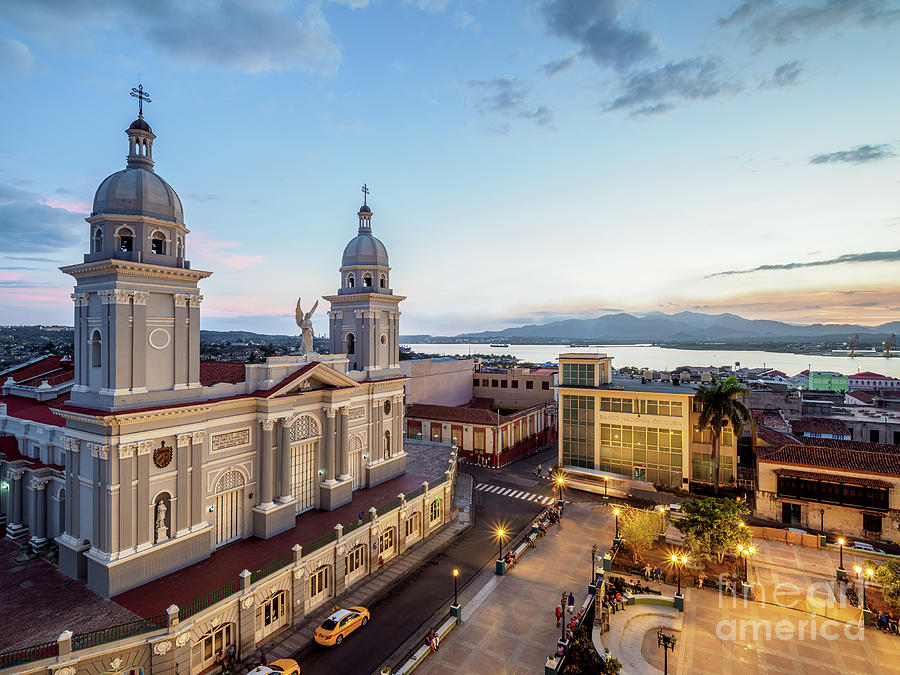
[314,606,371,646]
[247,658,300,675]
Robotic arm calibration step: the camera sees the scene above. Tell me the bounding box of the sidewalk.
[261,472,474,663]
[408,502,612,675]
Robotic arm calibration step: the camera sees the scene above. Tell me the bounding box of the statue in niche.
[155,499,168,542]
[295,298,319,354]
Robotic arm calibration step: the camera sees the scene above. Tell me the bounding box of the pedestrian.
[698,572,707,589]
[567,591,575,614]
[555,604,562,627]
[654,566,661,582]
[643,564,651,581]
[258,650,267,667]
[537,463,543,477]
[427,628,440,651]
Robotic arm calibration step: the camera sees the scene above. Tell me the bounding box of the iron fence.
[179,578,242,621]
[71,614,167,652]
[0,641,58,671]
[303,528,338,556]
[250,551,294,584]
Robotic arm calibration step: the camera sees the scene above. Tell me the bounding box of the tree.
[694,376,751,493]
[620,507,657,564]
[676,497,751,564]
[874,561,900,609]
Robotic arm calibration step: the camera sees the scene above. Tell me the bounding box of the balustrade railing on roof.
[180,579,242,621]
[71,614,167,652]
[0,640,58,671]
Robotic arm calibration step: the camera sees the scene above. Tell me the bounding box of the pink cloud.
[0,271,24,282]
[188,231,265,270]
[41,197,91,213]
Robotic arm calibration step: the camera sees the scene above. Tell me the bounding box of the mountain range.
[447,311,900,342]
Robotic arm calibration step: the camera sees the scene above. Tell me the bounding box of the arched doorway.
[290,415,320,514]
[349,436,363,489]
[214,470,245,547]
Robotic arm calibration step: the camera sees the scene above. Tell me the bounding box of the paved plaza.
[413,502,613,675]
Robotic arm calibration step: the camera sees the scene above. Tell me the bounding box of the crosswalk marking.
[475,482,555,506]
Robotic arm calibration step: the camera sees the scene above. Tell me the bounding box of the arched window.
[347,274,355,288]
[151,231,166,255]
[363,274,372,287]
[379,274,386,289]
[92,228,103,253]
[384,430,391,459]
[90,330,102,367]
[346,333,355,355]
[117,227,134,252]
[430,498,441,523]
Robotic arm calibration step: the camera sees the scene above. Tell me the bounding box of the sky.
[0,0,898,336]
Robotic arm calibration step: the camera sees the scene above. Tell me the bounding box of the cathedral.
[0,107,409,598]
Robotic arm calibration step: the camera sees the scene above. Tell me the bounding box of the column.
[338,407,350,479]
[174,294,189,389]
[7,468,24,531]
[323,409,336,483]
[393,395,402,456]
[369,401,380,464]
[90,443,109,552]
[131,291,148,392]
[136,441,152,546]
[259,420,275,506]
[30,478,48,548]
[280,419,292,501]
[190,432,205,527]
[119,444,135,550]
[72,293,88,389]
[176,434,190,534]
[187,295,202,387]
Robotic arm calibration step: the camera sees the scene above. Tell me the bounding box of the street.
[294,445,560,674]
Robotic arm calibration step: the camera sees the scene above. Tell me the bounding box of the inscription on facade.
[211,428,251,451]
[349,407,365,420]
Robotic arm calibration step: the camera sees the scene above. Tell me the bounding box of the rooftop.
[759,443,900,476]
[789,418,851,436]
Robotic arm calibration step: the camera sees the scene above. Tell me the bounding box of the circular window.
[380,334,387,346]
[383,399,392,415]
[148,328,171,350]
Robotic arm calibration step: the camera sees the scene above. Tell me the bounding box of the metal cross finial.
[361,183,370,205]
[130,84,151,117]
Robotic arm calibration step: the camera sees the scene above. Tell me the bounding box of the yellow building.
[556,353,738,493]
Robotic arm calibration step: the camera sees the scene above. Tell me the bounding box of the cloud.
[541,51,577,78]
[331,0,370,8]
[717,0,900,47]
[707,249,900,277]
[188,232,264,270]
[3,0,341,74]
[605,57,740,115]
[3,255,65,263]
[455,10,479,31]
[463,77,555,128]
[760,59,803,88]
[409,0,451,11]
[540,0,657,71]
[0,36,35,72]
[809,144,896,164]
[0,182,84,252]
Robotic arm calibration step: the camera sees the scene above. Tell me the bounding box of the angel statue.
[295,297,319,354]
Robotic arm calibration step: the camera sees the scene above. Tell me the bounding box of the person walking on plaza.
[555,604,563,627]
[567,591,575,614]
[537,463,543,477]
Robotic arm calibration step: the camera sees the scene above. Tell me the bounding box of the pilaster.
[119,443,136,551]
[338,407,350,480]
[176,434,191,534]
[190,431,205,528]
[323,409,336,484]
[258,419,275,507]
[279,419,292,502]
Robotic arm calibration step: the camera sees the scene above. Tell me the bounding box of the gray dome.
[92,167,184,223]
[129,117,152,132]
[342,232,389,267]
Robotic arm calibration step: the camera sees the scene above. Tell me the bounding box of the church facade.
[0,110,409,598]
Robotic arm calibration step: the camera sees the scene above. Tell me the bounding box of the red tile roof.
[2,355,74,388]
[756,425,796,449]
[198,360,246,386]
[789,418,850,436]
[408,401,544,426]
[760,443,900,476]
[772,468,893,489]
[0,394,68,426]
[846,390,876,404]
[851,371,892,380]
[797,437,900,453]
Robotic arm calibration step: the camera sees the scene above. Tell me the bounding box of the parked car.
[247,658,300,675]
[314,606,371,646]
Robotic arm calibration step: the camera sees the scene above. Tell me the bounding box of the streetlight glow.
[838,538,845,546]
[854,565,862,574]
[453,569,459,577]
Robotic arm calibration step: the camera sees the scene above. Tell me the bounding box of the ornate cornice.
[60,258,212,282]
[322,293,405,304]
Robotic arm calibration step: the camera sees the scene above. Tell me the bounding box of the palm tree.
[694,376,751,493]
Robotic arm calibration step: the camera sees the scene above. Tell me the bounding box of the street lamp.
[591,543,598,581]
[453,568,459,606]
[837,538,845,570]
[670,554,688,595]
[854,566,874,609]
[657,630,677,675]
[819,508,824,534]
[738,545,756,584]
[613,507,620,539]
[603,475,609,498]
[657,505,667,535]
[560,592,567,642]
[496,528,506,561]
[556,474,566,508]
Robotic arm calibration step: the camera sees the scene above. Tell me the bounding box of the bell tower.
[61,88,212,410]
[324,187,404,376]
